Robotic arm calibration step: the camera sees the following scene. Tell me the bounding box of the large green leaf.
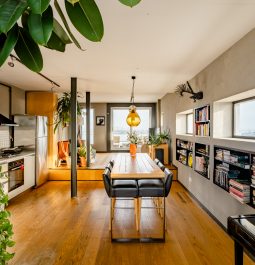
[0,0,28,33]
[0,24,18,66]
[118,0,142,7]
[27,0,50,14]
[27,5,53,45]
[54,0,84,50]
[21,10,29,29]
[14,27,43,72]
[46,19,72,52]
[65,0,104,42]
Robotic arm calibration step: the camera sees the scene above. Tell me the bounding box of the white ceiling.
[1,0,255,102]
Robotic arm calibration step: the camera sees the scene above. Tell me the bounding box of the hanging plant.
[0,176,15,264]
[54,92,81,133]
[0,0,142,72]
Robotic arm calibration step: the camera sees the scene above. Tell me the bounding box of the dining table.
[109,153,166,242]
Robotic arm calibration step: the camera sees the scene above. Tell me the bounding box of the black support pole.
[86,92,90,167]
[71,78,77,197]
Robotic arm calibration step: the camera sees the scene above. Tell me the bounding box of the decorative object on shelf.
[175,81,203,102]
[0,173,15,264]
[96,116,105,126]
[0,0,142,72]
[78,146,86,167]
[126,76,141,127]
[54,92,81,133]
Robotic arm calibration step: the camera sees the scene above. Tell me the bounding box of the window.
[234,98,255,138]
[80,109,94,144]
[186,113,193,134]
[111,107,151,150]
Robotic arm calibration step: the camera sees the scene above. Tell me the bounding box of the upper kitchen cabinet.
[0,84,10,117]
[11,87,25,115]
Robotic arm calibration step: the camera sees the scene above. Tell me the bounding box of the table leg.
[234,241,243,265]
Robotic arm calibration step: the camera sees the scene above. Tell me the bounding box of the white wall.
[161,28,255,227]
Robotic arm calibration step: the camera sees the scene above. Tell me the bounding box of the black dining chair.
[102,163,139,232]
[157,161,165,171]
[137,168,173,230]
[154,158,160,165]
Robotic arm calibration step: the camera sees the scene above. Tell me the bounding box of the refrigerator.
[14,115,48,187]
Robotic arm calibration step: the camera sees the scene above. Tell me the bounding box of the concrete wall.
[92,103,107,152]
[161,28,255,227]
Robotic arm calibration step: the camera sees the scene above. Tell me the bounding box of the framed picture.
[96,116,105,126]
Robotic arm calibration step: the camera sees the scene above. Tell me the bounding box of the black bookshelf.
[194,143,210,179]
[214,146,254,209]
[176,139,193,168]
[195,105,210,137]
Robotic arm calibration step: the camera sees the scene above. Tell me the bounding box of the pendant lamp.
[126,76,141,127]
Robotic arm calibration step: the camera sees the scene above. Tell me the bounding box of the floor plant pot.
[80,157,86,167]
[130,143,137,157]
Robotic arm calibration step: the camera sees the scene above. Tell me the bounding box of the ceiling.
[1,0,255,102]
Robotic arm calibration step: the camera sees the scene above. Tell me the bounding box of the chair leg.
[134,198,139,231]
[111,198,116,219]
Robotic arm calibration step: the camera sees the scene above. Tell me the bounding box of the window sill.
[214,137,255,143]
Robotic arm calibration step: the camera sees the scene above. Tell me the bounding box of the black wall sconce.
[175,81,203,102]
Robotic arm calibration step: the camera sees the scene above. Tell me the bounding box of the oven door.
[8,160,24,192]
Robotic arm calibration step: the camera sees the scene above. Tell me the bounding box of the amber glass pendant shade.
[126,105,141,127]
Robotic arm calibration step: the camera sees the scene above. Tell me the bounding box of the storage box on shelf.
[195,105,210,137]
[213,146,254,207]
[176,139,193,168]
[194,143,210,179]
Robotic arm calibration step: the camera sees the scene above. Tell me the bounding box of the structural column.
[71,77,77,197]
[86,92,91,167]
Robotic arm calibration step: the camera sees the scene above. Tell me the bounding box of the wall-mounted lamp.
[175,81,203,102]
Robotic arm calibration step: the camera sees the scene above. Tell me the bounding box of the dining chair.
[102,164,139,232]
[137,168,173,230]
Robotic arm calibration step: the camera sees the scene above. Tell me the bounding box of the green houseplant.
[0,175,15,264]
[0,0,142,73]
[78,145,86,167]
[127,131,140,156]
[54,92,81,133]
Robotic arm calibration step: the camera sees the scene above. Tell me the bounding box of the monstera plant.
[0,0,142,72]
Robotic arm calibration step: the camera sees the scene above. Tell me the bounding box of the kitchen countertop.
[0,150,35,164]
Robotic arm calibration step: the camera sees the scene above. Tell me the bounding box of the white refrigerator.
[14,115,48,187]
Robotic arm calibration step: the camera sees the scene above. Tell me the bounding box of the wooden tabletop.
[111,153,165,179]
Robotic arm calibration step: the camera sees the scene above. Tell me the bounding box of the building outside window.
[80,109,95,144]
[234,98,255,138]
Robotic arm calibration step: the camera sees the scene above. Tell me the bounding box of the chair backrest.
[154,158,160,165]
[164,168,173,197]
[158,161,165,171]
[105,160,114,172]
[103,168,112,197]
[109,159,114,167]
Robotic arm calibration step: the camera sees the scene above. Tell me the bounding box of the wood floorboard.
[7,181,254,265]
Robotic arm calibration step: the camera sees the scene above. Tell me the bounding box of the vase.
[130,143,137,157]
[80,157,86,167]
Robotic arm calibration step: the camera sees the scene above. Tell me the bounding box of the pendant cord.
[131,76,136,104]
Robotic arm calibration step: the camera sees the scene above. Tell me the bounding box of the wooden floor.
[7,181,254,265]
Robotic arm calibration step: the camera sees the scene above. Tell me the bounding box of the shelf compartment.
[195,105,210,136]
[194,143,210,179]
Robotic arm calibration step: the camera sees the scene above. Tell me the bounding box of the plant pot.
[80,157,86,167]
[130,143,137,157]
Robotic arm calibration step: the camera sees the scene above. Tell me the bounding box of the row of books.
[251,156,255,205]
[229,179,250,203]
[195,106,209,122]
[176,139,193,151]
[196,123,210,136]
[215,149,249,164]
[195,156,208,175]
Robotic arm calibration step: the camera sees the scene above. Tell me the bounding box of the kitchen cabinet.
[8,154,35,199]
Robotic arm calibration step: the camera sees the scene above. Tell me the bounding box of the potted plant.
[127,131,140,156]
[0,178,15,264]
[158,130,171,144]
[78,146,86,167]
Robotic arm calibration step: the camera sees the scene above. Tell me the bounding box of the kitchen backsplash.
[0,129,10,149]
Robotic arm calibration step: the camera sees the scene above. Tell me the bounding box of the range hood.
[0,114,18,126]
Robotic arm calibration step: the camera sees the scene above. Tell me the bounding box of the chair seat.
[138,179,164,197]
[111,179,138,198]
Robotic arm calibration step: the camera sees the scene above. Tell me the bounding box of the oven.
[8,159,24,192]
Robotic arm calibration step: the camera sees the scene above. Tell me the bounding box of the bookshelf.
[213,146,254,208]
[176,139,193,168]
[195,104,210,137]
[251,154,255,207]
[194,143,210,179]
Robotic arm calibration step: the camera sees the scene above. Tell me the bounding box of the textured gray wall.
[161,28,255,227]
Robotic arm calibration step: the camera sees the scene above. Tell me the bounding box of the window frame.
[232,96,255,139]
[186,112,194,135]
[80,108,95,144]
